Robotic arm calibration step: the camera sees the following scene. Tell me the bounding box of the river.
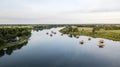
[0,27,120,67]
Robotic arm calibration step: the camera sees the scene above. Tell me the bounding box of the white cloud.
[0,0,120,24]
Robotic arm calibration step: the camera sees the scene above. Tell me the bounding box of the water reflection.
[0,40,28,57]
[46,32,49,35]
[88,37,91,41]
[79,40,84,44]
[98,40,104,48]
[98,43,104,48]
[0,49,4,57]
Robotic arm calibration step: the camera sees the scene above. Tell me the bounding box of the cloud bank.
[0,0,120,24]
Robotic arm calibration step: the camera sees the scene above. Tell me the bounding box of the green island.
[59,25,120,41]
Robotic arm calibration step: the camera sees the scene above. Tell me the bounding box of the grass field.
[78,27,93,31]
[60,26,120,41]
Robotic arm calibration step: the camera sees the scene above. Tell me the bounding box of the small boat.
[99,40,104,43]
[98,43,104,48]
[54,32,56,34]
[88,37,91,40]
[76,35,79,38]
[46,32,49,35]
[51,31,54,33]
[50,34,53,36]
[61,34,63,36]
[79,40,84,44]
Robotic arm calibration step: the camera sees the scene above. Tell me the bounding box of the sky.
[0,0,120,24]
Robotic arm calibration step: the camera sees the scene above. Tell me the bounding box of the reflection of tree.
[0,40,28,57]
[99,46,104,48]
[5,47,13,55]
[0,49,5,57]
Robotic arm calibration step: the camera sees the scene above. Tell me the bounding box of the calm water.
[0,27,120,67]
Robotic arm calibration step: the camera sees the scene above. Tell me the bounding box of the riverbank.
[60,26,120,41]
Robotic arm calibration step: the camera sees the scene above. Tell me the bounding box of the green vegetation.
[0,26,31,44]
[60,25,120,41]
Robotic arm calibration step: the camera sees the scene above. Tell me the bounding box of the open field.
[78,27,93,31]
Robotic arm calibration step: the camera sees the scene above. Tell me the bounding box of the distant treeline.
[92,25,120,32]
[33,24,66,31]
[1,24,120,27]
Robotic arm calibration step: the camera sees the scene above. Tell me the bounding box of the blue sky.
[0,0,120,24]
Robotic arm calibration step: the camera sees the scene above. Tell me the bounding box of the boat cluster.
[46,31,105,48]
[79,37,104,48]
[46,31,57,37]
[79,37,91,44]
